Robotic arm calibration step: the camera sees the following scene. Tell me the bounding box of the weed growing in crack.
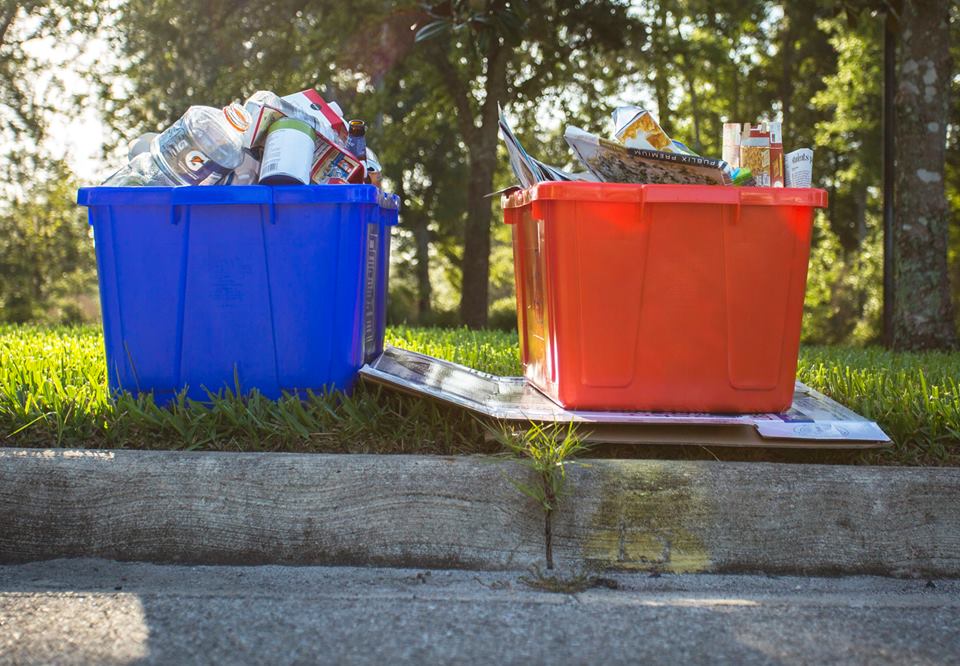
[489,420,590,570]
[519,565,620,593]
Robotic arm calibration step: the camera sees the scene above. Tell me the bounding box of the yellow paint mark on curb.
[582,462,712,573]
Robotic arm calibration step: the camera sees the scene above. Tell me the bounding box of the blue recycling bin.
[77,184,399,403]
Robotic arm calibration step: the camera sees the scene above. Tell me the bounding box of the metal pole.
[882,9,896,347]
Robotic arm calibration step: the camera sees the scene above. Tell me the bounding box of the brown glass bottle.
[345,120,367,162]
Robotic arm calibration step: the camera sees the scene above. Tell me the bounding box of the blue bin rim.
[78,184,399,210]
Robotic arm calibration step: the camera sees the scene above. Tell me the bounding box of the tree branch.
[0,9,18,51]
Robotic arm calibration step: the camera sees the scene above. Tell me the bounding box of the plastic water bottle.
[127,132,158,161]
[151,104,251,185]
[103,151,178,186]
[103,104,250,187]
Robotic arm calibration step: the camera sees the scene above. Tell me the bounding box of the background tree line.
[1,0,958,350]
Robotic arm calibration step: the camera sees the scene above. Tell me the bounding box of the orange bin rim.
[502,181,828,210]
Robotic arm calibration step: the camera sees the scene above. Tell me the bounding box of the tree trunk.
[676,41,702,153]
[397,175,432,321]
[459,41,509,329]
[854,184,868,247]
[654,73,670,124]
[892,0,957,350]
[731,64,740,121]
[685,70,702,153]
[413,218,433,320]
[779,14,793,133]
[653,3,671,124]
[460,152,496,328]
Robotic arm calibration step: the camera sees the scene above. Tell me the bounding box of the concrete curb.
[1,448,958,577]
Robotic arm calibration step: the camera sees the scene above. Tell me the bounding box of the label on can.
[155,121,232,185]
[259,122,315,185]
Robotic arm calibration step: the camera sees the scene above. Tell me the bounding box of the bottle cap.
[348,120,366,136]
[223,103,251,132]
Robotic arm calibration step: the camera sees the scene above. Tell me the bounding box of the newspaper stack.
[498,105,739,188]
[497,106,598,186]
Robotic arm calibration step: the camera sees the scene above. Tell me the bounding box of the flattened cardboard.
[360,347,891,449]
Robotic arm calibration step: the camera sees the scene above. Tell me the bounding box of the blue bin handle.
[168,187,276,226]
[170,186,274,206]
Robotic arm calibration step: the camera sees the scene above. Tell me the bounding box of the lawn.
[1,324,958,466]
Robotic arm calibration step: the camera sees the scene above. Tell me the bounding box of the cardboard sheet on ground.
[361,347,891,449]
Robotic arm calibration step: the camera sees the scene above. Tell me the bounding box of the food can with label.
[259,119,316,185]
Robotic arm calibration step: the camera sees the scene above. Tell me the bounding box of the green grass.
[0,324,495,455]
[1,324,958,466]
[797,347,960,465]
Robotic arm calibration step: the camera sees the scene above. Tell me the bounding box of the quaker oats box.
[740,123,772,186]
[739,122,785,187]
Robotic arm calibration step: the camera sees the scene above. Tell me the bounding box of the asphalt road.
[1,559,958,665]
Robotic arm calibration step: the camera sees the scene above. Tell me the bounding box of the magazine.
[565,126,732,185]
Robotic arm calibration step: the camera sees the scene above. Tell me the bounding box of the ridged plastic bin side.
[78,185,398,403]
[504,182,827,414]
[368,199,398,363]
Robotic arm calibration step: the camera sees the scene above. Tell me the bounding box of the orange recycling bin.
[503,182,828,414]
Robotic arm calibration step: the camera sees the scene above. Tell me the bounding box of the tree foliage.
[0,160,97,323]
[0,0,957,344]
[409,0,640,327]
[0,1,99,322]
[0,1,99,172]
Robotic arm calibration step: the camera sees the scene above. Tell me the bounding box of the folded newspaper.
[499,105,543,188]
[498,106,599,186]
[564,126,732,185]
[360,347,891,448]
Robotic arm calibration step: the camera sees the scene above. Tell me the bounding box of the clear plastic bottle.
[104,104,250,187]
[103,151,178,186]
[151,104,251,185]
[127,132,158,161]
